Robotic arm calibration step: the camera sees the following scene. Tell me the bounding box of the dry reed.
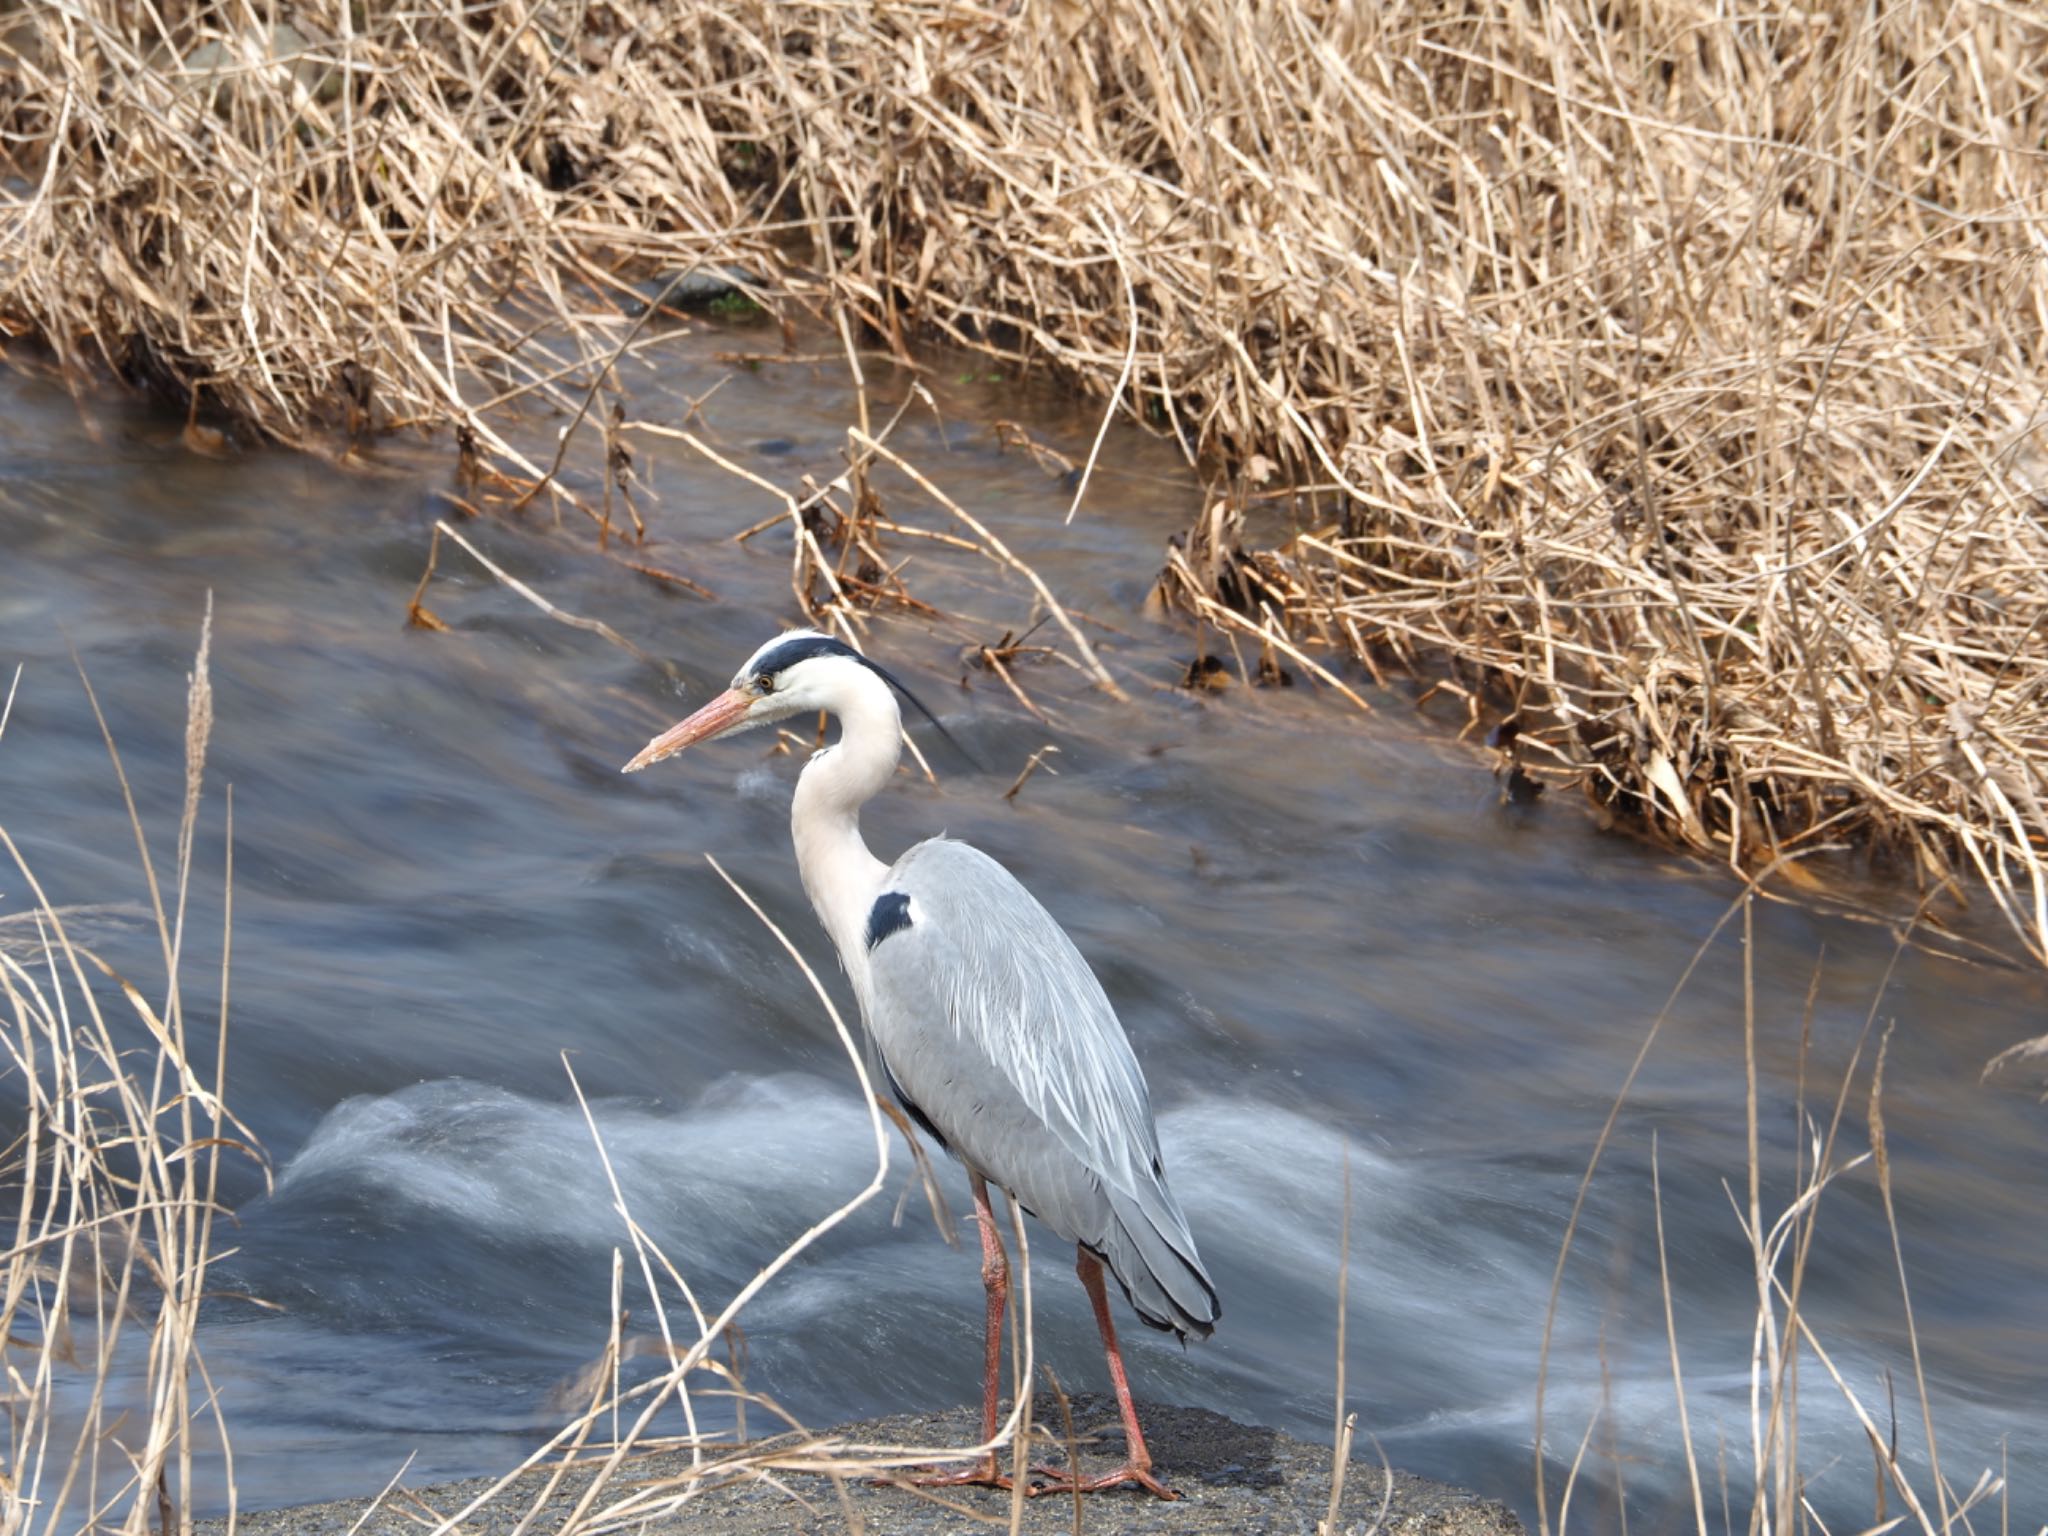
[0,609,266,1536]
[1540,892,2005,1536]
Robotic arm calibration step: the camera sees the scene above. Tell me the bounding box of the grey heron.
[623,629,1219,1498]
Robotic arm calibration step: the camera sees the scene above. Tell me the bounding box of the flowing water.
[3,335,2045,1528]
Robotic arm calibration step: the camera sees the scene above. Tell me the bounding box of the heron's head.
[622,629,931,773]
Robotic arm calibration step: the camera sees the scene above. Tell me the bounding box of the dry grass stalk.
[1541,898,1999,1536]
[0,615,265,1536]
[410,517,668,670]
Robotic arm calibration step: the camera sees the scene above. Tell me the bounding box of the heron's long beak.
[622,688,752,773]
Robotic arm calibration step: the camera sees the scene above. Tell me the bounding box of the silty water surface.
[1,336,2043,1526]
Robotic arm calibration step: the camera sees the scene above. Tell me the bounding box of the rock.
[633,266,768,315]
[204,1396,1523,1536]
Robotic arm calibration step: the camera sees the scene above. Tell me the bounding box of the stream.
[3,330,2044,1528]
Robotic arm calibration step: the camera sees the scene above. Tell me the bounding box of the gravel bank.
[208,1396,1524,1536]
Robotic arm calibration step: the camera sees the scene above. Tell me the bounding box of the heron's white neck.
[791,671,901,990]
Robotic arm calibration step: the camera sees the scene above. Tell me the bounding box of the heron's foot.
[1025,1461,1182,1500]
[876,1455,1016,1492]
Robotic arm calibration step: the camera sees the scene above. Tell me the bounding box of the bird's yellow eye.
[753,674,775,695]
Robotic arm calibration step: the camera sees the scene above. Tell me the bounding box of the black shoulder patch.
[865,891,913,951]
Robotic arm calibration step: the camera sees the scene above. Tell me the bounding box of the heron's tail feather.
[1098,1187,1219,1342]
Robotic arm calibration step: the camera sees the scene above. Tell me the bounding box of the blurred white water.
[243,1069,2038,1524]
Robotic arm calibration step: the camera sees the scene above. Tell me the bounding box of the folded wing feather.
[861,838,1219,1338]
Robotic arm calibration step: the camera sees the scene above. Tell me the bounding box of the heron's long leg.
[969,1174,1009,1445]
[1028,1248,1180,1500]
[903,1173,1012,1490]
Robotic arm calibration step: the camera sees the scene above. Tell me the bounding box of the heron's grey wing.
[863,838,1218,1338]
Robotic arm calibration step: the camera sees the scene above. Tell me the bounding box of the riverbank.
[204,1397,1524,1536]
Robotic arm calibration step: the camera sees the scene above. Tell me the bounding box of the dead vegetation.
[5,0,2048,979]
[0,614,267,1535]
[1539,894,2009,1536]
